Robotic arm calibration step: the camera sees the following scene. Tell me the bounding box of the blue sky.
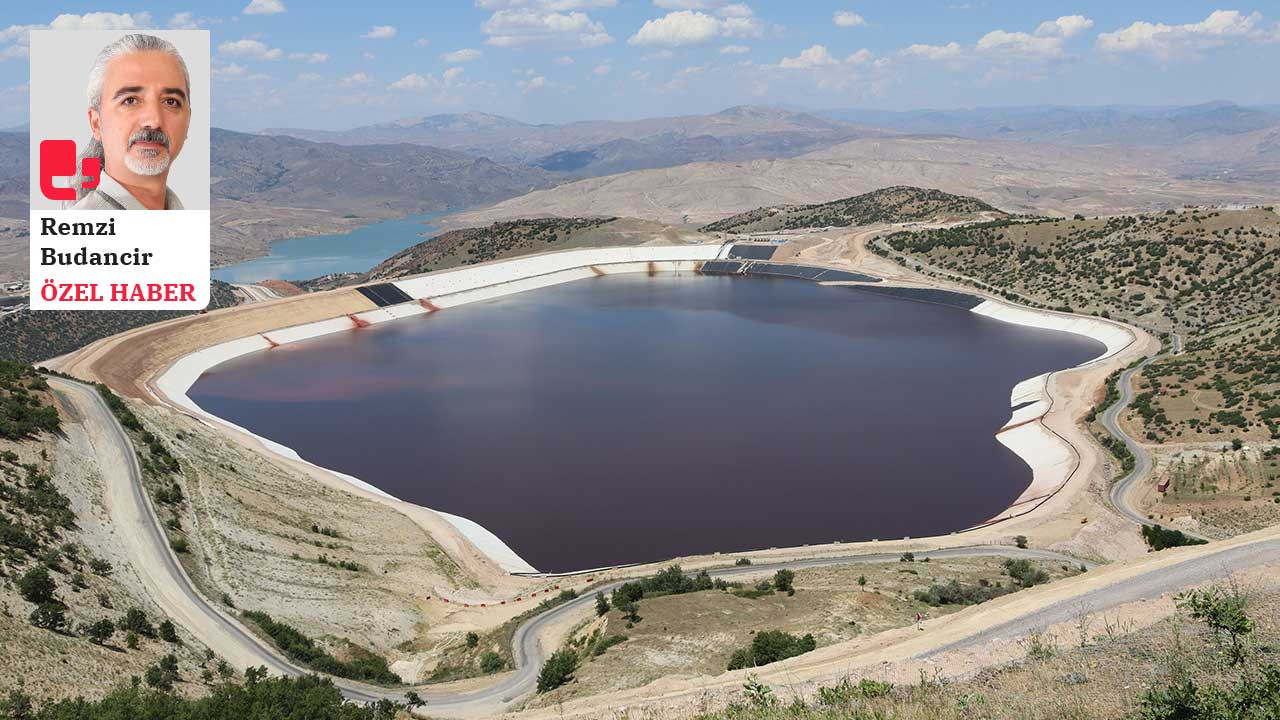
[2,2,1278,130]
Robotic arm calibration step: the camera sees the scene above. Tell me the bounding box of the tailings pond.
[189,274,1104,572]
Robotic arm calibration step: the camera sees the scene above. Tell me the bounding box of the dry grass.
[528,557,1082,708]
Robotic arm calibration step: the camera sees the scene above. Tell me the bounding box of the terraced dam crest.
[188,273,1104,572]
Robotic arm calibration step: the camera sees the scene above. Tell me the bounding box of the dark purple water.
[189,275,1103,572]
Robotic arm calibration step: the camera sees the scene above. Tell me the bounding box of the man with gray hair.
[69,34,191,210]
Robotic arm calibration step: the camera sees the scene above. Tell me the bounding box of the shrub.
[479,651,505,674]
[727,630,816,670]
[465,631,478,648]
[84,618,115,645]
[773,569,795,595]
[241,610,400,685]
[119,608,156,638]
[17,566,57,605]
[537,648,578,692]
[1003,558,1049,588]
[29,602,68,631]
[1142,524,1208,551]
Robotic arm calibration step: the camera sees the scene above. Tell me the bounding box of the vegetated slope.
[876,207,1280,444]
[447,136,1276,227]
[0,366,220,701]
[0,281,239,366]
[353,216,705,285]
[264,106,885,178]
[701,186,1005,233]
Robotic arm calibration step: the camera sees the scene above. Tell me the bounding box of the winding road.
[49,334,1265,718]
[1101,334,1208,541]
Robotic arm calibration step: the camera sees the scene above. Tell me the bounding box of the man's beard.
[123,128,171,177]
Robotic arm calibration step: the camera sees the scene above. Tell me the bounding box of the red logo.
[39,140,100,202]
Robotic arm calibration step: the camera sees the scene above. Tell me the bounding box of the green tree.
[480,651,505,674]
[30,602,68,631]
[84,618,116,645]
[773,569,795,595]
[119,607,155,637]
[594,591,610,617]
[17,566,56,605]
[536,648,578,693]
[465,631,478,649]
[158,619,179,643]
[404,690,425,709]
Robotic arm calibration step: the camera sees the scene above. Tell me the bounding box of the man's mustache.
[128,128,170,150]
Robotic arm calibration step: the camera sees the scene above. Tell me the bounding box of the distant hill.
[211,129,553,213]
[819,102,1280,147]
[447,134,1278,227]
[264,105,886,178]
[701,187,1005,233]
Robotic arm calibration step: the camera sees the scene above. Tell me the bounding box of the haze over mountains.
[263,106,888,178]
[819,101,1280,146]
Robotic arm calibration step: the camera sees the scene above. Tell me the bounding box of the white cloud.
[554,54,575,65]
[212,63,246,78]
[594,62,611,75]
[628,9,761,46]
[845,48,872,64]
[415,37,431,47]
[340,72,374,86]
[976,29,1066,59]
[362,25,398,39]
[720,44,749,54]
[478,0,617,8]
[652,0,723,8]
[2,13,158,61]
[296,72,322,82]
[244,0,286,14]
[49,12,152,30]
[442,48,483,63]
[389,73,436,90]
[363,51,376,60]
[168,12,198,29]
[1036,14,1092,38]
[1097,10,1274,60]
[642,49,676,60]
[518,74,548,93]
[444,66,465,82]
[218,39,284,60]
[482,8,612,47]
[288,51,328,64]
[833,10,866,28]
[900,41,963,61]
[779,44,838,69]
[901,14,1094,64]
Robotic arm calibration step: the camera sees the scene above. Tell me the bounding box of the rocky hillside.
[701,186,1005,233]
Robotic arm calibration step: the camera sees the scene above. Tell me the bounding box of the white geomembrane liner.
[972,299,1138,520]
[156,245,724,573]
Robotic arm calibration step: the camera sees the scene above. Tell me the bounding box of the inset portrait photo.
[29,30,209,211]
